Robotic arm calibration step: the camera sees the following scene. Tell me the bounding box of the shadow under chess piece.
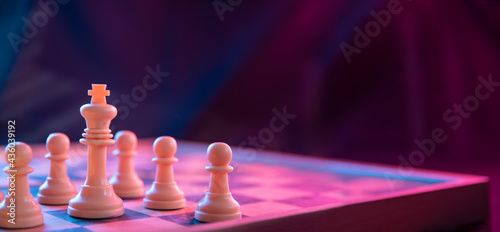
[109,130,145,198]
[0,142,44,229]
[143,136,186,210]
[37,133,77,205]
[195,142,241,222]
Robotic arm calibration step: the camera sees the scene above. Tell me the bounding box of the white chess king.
[67,84,124,219]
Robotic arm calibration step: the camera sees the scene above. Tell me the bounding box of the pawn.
[109,131,144,198]
[143,136,186,210]
[37,133,77,205]
[195,142,241,222]
[0,142,43,228]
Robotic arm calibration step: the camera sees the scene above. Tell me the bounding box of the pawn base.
[110,174,145,199]
[194,192,241,222]
[143,198,186,210]
[68,206,124,219]
[0,196,43,229]
[194,209,242,222]
[143,182,186,210]
[113,187,145,199]
[0,213,43,229]
[37,178,77,205]
[37,194,75,205]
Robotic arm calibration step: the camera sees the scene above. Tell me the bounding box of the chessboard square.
[277,195,342,207]
[157,211,205,226]
[233,194,263,205]
[84,217,186,232]
[178,183,208,197]
[227,180,259,189]
[71,169,89,180]
[128,202,196,217]
[341,177,395,192]
[66,167,87,179]
[235,163,292,176]
[232,186,312,201]
[185,200,198,209]
[240,201,301,217]
[278,182,338,193]
[71,179,85,188]
[319,189,375,202]
[40,204,68,212]
[46,208,151,226]
[52,227,93,232]
[185,194,260,206]
[30,186,40,196]
[175,173,210,183]
[185,194,204,203]
[30,175,46,182]
[334,172,368,182]
[41,212,82,231]
[231,175,298,186]
[289,170,342,182]
[136,175,155,183]
[320,190,349,199]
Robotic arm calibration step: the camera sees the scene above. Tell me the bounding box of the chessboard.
[0,139,490,232]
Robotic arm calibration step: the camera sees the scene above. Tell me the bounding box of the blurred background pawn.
[109,130,145,198]
[143,136,186,210]
[37,133,77,205]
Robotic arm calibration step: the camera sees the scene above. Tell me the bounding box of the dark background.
[1,0,499,229]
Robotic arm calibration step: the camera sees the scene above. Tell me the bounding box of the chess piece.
[0,142,43,228]
[109,130,145,198]
[195,142,241,222]
[68,84,124,219]
[37,133,77,205]
[143,136,186,210]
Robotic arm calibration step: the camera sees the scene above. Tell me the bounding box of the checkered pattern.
[0,142,434,231]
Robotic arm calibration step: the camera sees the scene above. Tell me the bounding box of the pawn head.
[153,136,177,158]
[115,130,137,151]
[207,142,232,166]
[46,132,70,155]
[4,142,32,167]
